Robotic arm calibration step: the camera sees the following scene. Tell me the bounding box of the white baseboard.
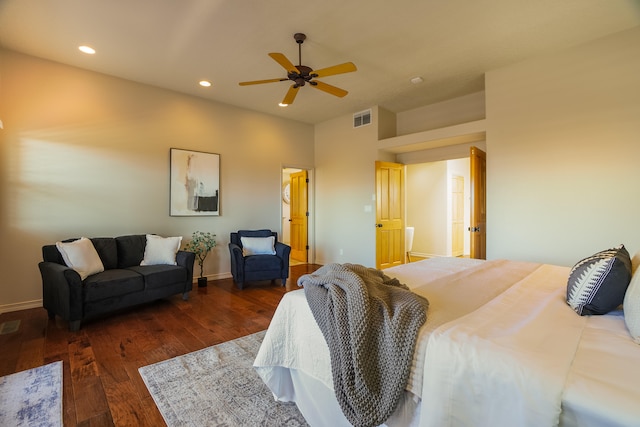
[0,299,43,315]
[193,272,232,284]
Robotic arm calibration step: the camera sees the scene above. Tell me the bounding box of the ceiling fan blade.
[312,62,357,78]
[311,80,348,98]
[269,53,298,74]
[239,78,287,86]
[282,85,300,105]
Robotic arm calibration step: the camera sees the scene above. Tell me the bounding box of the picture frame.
[170,148,220,216]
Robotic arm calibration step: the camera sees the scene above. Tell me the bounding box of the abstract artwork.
[170,149,220,216]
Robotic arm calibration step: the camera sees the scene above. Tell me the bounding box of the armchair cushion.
[241,236,276,256]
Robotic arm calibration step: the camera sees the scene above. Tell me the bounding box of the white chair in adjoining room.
[406,226,414,263]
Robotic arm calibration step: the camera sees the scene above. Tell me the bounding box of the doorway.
[405,157,471,259]
[282,167,310,264]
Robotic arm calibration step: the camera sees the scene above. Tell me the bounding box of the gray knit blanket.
[299,263,429,427]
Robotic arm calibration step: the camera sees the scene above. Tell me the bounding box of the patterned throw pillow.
[567,245,632,315]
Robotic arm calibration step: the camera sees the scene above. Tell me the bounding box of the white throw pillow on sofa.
[241,236,276,256]
[141,234,182,266]
[56,237,105,280]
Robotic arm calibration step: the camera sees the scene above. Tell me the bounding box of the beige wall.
[0,50,314,311]
[486,26,640,266]
[314,107,392,266]
[406,162,448,256]
[397,91,486,136]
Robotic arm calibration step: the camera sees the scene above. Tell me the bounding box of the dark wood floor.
[0,264,321,426]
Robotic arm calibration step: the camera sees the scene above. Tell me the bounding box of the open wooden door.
[375,161,404,269]
[289,170,308,262]
[470,146,486,259]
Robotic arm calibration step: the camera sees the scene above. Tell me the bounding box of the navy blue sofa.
[39,234,195,331]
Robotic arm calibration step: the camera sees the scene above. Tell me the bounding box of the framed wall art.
[170,148,220,216]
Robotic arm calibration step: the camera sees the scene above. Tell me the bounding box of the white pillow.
[241,236,276,256]
[140,234,182,266]
[56,237,105,280]
[624,253,640,344]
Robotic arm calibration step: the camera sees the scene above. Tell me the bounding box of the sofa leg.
[182,291,190,301]
[47,310,55,319]
[282,278,287,287]
[69,320,81,332]
[236,281,244,290]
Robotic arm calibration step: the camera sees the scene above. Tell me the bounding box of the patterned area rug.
[139,331,309,426]
[0,361,63,427]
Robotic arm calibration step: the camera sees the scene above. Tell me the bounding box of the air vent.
[353,109,372,128]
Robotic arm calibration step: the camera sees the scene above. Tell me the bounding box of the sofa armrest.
[38,261,83,321]
[176,250,195,287]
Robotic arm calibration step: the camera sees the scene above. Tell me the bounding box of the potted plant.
[184,231,217,287]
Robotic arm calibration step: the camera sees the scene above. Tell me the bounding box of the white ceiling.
[1,0,639,125]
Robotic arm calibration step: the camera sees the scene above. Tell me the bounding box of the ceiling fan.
[239,33,357,106]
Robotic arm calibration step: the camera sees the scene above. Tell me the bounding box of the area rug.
[139,331,308,426]
[0,360,63,427]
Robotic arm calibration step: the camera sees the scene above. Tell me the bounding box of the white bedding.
[420,263,586,426]
[253,257,640,427]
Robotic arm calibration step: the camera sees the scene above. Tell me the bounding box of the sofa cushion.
[90,238,118,270]
[128,265,187,290]
[115,235,146,268]
[83,269,145,302]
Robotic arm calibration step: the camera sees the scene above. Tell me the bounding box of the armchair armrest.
[274,242,291,282]
[274,241,291,260]
[38,261,83,322]
[228,243,245,282]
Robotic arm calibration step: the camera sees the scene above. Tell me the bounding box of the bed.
[253,256,640,427]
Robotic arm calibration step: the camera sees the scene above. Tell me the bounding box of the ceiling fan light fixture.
[278,102,288,107]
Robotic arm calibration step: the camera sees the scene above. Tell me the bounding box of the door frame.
[282,166,315,264]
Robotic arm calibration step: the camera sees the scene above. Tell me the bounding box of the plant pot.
[197,277,208,287]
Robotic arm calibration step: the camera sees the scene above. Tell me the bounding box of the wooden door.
[451,175,464,257]
[375,161,404,269]
[470,147,486,259]
[289,170,308,262]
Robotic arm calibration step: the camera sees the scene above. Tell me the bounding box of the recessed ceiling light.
[410,76,424,84]
[78,45,96,55]
[199,80,212,87]
[278,103,288,107]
